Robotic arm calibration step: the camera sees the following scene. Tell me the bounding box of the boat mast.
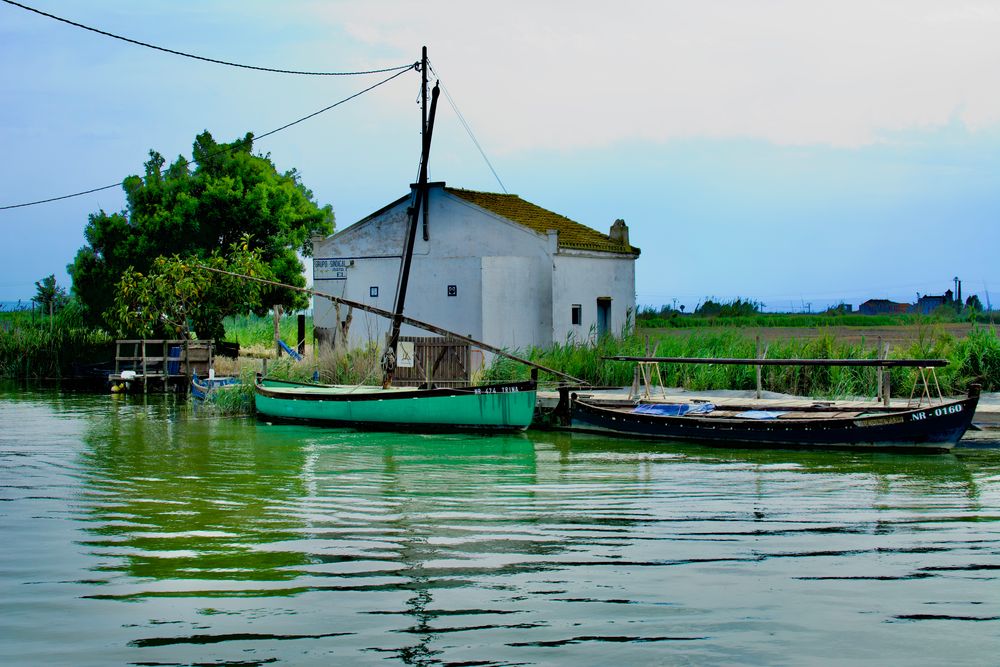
[383,46,439,388]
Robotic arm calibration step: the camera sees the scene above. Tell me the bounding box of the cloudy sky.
[2,0,999,310]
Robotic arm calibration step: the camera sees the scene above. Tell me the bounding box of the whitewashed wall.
[313,184,637,354]
[552,251,637,343]
[313,187,553,351]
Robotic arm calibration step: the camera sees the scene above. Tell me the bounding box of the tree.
[32,274,69,329]
[106,236,273,341]
[69,130,334,333]
[966,294,984,313]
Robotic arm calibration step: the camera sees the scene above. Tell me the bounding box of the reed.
[0,302,112,379]
[637,311,984,329]
[222,312,311,348]
[193,366,257,417]
[485,326,1000,397]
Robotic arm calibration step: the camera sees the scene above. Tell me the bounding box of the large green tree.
[69,130,334,336]
[106,236,274,341]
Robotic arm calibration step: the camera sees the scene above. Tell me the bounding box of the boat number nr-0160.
[911,404,963,422]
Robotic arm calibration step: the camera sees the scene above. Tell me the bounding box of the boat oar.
[198,265,586,385]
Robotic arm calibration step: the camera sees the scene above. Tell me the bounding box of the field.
[643,323,977,347]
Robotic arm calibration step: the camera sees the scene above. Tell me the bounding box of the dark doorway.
[596,298,611,337]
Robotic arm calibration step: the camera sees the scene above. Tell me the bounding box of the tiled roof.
[446,187,640,256]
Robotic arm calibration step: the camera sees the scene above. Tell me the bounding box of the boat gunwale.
[566,391,980,451]
[255,378,537,403]
[572,393,979,430]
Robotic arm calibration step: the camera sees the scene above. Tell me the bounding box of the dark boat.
[563,389,979,452]
[191,373,241,401]
[553,356,981,452]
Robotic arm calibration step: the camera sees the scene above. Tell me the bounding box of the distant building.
[311,183,641,358]
[915,289,955,315]
[859,299,910,315]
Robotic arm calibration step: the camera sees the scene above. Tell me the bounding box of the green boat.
[255,378,537,431]
[249,50,570,433]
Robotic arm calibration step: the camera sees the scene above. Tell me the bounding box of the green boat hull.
[255,379,537,431]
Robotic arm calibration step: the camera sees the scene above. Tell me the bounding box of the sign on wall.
[314,258,350,281]
[396,341,415,368]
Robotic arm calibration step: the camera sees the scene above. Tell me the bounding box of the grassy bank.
[484,326,1000,397]
[636,311,996,330]
[0,303,113,379]
[222,313,311,351]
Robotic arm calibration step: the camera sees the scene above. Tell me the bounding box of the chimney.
[609,218,630,247]
[311,232,327,256]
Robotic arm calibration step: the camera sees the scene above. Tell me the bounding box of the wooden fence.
[393,336,470,387]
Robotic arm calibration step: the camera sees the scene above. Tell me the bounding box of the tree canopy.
[32,274,69,328]
[107,236,274,341]
[69,130,334,337]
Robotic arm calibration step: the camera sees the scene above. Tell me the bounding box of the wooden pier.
[108,339,213,392]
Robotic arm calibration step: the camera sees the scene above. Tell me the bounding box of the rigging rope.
[428,63,508,194]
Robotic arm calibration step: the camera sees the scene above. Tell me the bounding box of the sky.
[2,0,999,311]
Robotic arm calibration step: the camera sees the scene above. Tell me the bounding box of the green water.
[1,387,998,666]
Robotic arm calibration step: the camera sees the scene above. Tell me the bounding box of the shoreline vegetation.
[484,325,1000,397]
[3,302,998,402]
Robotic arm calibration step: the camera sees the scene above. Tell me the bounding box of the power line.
[3,0,415,76]
[0,65,415,211]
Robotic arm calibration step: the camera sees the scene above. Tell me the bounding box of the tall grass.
[0,302,113,379]
[222,313,310,347]
[485,326,1000,397]
[260,343,384,386]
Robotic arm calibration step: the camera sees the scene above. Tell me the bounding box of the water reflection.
[78,409,311,588]
[2,388,999,665]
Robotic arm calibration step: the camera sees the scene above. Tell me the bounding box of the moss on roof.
[445,187,640,255]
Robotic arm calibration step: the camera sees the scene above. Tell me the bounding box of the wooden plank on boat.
[604,356,949,367]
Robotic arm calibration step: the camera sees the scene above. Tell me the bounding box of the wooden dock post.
[882,341,891,407]
[273,305,282,357]
[876,336,883,403]
[297,314,306,356]
[755,336,763,400]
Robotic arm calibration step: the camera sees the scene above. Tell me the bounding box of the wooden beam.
[198,265,586,385]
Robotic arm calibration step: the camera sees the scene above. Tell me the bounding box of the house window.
[370,286,379,298]
[447,285,457,297]
[571,304,582,326]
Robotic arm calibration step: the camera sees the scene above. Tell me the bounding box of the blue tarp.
[278,339,304,361]
[734,410,789,420]
[633,402,715,416]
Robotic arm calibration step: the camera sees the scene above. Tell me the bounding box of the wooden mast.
[383,46,439,388]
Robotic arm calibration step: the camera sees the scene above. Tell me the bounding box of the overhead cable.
[3,0,415,76]
[0,66,415,211]
[429,63,508,194]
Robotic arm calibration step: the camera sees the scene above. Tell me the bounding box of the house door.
[596,298,611,337]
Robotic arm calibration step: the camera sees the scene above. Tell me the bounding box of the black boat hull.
[569,393,980,452]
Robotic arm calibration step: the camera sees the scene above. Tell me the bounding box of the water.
[1,386,998,666]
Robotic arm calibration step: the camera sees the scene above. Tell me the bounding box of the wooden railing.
[112,339,213,381]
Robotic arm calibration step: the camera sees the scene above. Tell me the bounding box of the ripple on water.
[1,392,999,665]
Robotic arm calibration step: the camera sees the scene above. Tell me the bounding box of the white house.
[312,182,640,358]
